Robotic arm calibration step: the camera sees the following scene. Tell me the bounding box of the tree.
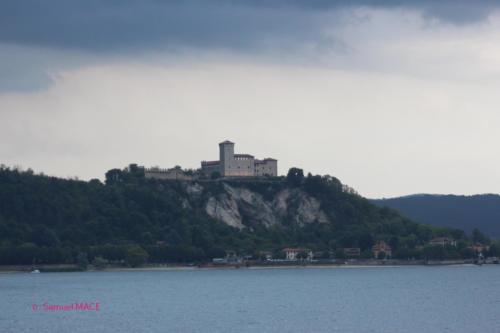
[358,233,375,251]
[286,168,304,186]
[296,251,309,260]
[77,252,89,271]
[334,249,346,260]
[360,249,373,259]
[92,256,109,270]
[393,248,411,260]
[125,245,149,267]
[422,246,446,260]
[165,230,183,246]
[487,243,499,257]
[388,236,400,251]
[472,228,489,245]
[105,168,123,185]
[211,171,221,180]
[206,247,226,259]
[460,247,475,259]
[273,250,286,260]
[32,226,60,247]
[316,250,330,259]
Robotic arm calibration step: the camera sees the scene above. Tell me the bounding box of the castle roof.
[219,140,234,145]
[255,158,277,164]
[234,154,254,158]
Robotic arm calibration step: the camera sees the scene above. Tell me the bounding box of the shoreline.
[0,260,490,274]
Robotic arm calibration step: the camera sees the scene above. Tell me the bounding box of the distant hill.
[372,194,500,238]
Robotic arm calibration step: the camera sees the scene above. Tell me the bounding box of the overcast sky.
[1,0,500,198]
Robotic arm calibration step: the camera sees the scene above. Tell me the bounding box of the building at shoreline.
[282,248,313,261]
[201,140,278,177]
[372,241,392,258]
[428,237,457,247]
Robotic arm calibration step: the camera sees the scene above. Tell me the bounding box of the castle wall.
[201,162,220,177]
[255,159,278,177]
[202,140,277,178]
[225,156,255,177]
[145,168,193,180]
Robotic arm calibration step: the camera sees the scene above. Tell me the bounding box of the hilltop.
[0,165,490,266]
[372,194,500,238]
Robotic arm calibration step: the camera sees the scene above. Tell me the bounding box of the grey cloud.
[1,1,498,52]
[0,1,332,52]
[0,0,499,92]
[0,44,105,93]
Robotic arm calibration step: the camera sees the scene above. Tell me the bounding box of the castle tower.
[219,140,235,176]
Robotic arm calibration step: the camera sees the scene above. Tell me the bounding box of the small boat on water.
[30,269,40,274]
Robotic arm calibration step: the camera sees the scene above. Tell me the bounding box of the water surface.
[1,265,500,332]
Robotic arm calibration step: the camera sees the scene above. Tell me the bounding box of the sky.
[1,0,500,198]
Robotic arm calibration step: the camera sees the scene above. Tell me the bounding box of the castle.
[142,140,278,180]
[201,140,278,177]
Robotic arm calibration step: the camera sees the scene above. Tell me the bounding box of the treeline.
[0,243,215,267]
[0,165,492,266]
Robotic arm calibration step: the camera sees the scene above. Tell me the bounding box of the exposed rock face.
[195,182,330,229]
[298,195,330,224]
[205,196,245,229]
[278,189,330,225]
[185,183,203,197]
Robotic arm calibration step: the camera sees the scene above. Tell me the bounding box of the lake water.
[1,265,500,332]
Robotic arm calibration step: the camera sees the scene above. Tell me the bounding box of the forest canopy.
[0,165,493,266]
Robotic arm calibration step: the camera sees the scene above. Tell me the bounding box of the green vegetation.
[125,245,149,267]
[91,256,109,270]
[372,194,500,238]
[0,165,494,267]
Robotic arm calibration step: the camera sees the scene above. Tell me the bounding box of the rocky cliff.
[201,183,330,229]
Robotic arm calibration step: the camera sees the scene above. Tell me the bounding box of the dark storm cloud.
[0,0,498,52]
[0,0,328,52]
[0,0,498,92]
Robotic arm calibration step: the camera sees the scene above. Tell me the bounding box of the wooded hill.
[372,194,500,238]
[0,165,492,266]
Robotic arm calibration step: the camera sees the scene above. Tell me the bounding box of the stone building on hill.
[201,140,278,177]
[144,166,193,181]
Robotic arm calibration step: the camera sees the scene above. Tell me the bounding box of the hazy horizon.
[2,0,500,198]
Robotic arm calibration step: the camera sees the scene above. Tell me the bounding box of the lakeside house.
[428,237,457,247]
[212,250,243,264]
[282,248,313,260]
[468,243,490,253]
[257,251,273,260]
[342,248,361,257]
[372,241,392,258]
